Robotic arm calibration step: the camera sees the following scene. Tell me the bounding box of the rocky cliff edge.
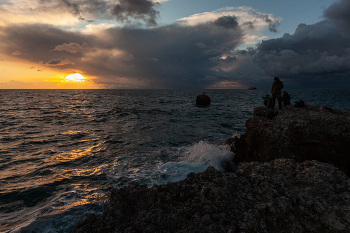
[71,159,350,233]
[70,104,350,233]
[233,104,350,176]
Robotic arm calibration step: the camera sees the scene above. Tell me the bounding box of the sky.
[0,0,349,89]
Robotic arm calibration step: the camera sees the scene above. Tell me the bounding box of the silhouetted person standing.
[281,91,291,106]
[269,77,283,110]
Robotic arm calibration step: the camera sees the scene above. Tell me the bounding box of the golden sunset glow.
[0,0,348,89]
[64,73,86,82]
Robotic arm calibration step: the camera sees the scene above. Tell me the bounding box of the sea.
[1,89,350,233]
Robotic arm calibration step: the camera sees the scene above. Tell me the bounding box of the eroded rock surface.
[70,159,350,233]
[232,105,350,176]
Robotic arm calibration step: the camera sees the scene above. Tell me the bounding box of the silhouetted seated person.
[263,94,271,107]
[269,77,283,110]
[281,91,291,106]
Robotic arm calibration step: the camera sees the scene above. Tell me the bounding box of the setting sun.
[64,73,86,82]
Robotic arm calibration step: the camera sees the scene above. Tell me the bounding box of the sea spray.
[149,141,235,184]
[183,140,235,172]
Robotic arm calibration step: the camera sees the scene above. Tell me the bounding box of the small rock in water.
[196,93,211,106]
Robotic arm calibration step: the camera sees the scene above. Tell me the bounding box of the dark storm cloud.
[61,0,84,20]
[44,58,75,66]
[0,19,246,88]
[111,0,160,26]
[38,0,113,21]
[253,13,279,32]
[323,0,350,24]
[81,0,113,16]
[203,49,222,55]
[53,42,91,53]
[209,55,237,63]
[242,21,254,29]
[89,23,244,87]
[45,58,62,65]
[0,24,86,63]
[252,0,350,88]
[236,47,256,56]
[195,42,207,48]
[223,56,237,63]
[212,16,239,30]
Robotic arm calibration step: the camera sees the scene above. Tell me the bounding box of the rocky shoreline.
[70,104,350,233]
[232,104,350,176]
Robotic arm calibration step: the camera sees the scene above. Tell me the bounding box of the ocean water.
[1,89,349,233]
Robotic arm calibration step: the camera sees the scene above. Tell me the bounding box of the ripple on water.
[1,89,350,233]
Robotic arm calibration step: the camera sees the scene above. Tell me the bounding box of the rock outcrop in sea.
[232,104,350,176]
[196,93,211,106]
[71,104,350,233]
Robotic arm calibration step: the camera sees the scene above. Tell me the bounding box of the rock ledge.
[71,159,350,233]
[71,104,350,233]
[233,104,350,176]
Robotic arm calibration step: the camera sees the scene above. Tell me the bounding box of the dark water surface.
[1,89,349,232]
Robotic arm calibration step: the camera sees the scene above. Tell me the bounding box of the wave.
[105,141,236,188]
[1,186,107,233]
[149,141,236,185]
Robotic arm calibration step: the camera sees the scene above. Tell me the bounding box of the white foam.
[183,140,234,172]
[149,141,234,184]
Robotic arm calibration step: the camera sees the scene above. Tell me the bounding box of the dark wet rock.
[70,159,350,233]
[223,137,235,146]
[320,106,334,113]
[253,107,277,119]
[232,104,350,176]
[196,94,211,106]
[293,100,305,107]
[72,214,98,232]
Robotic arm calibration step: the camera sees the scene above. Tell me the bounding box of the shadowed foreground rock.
[232,105,350,176]
[71,159,350,233]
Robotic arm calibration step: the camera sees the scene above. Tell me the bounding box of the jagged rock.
[196,94,211,106]
[252,107,277,119]
[223,137,235,146]
[70,104,350,233]
[232,104,350,176]
[70,159,350,233]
